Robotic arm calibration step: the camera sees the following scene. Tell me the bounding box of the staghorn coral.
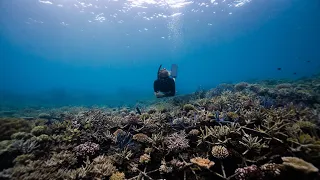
[285,123,302,137]
[198,124,240,145]
[13,154,35,164]
[211,145,229,159]
[9,139,39,154]
[190,157,215,169]
[151,132,164,144]
[239,133,268,155]
[164,130,189,152]
[44,151,77,168]
[74,142,100,156]
[295,120,317,131]
[281,156,318,174]
[10,132,32,140]
[80,155,118,179]
[109,147,133,165]
[0,118,32,141]
[294,133,320,144]
[35,134,52,144]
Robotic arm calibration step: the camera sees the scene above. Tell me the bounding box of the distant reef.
[0,74,320,180]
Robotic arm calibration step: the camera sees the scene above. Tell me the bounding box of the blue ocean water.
[0,0,319,108]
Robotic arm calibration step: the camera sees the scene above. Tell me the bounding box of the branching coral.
[31,126,48,136]
[0,118,31,141]
[13,154,35,165]
[10,132,32,140]
[198,124,240,145]
[164,131,189,152]
[74,142,100,156]
[76,155,117,179]
[44,151,77,168]
[109,147,133,165]
[239,132,268,155]
[10,139,39,154]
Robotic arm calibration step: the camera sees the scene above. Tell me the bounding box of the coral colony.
[0,74,320,180]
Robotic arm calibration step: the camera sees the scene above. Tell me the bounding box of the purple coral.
[74,142,100,156]
[235,165,263,180]
[164,131,189,152]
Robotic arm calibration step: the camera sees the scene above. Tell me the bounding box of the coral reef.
[1,74,320,179]
[0,118,31,141]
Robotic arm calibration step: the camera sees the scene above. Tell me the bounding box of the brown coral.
[188,129,200,136]
[132,133,153,143]
[113,129,126,137]
[281,156,319,174]
[110,171,125,180]
[139,154,151,164]
[190,157,215,169]
[144,147,153,154]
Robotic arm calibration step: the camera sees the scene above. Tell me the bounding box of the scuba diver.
[154,64,178,98]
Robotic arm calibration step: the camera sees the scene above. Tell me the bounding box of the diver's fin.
[171,64,178,78]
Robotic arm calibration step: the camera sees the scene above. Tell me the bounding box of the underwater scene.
[0,0,320,179]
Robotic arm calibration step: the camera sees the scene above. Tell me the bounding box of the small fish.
[293,72,297,75]
[307,60,311,63]
[277,68,282,71]
[136,107,142,115]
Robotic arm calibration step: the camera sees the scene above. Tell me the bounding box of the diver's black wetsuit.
[154,77,175,97]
